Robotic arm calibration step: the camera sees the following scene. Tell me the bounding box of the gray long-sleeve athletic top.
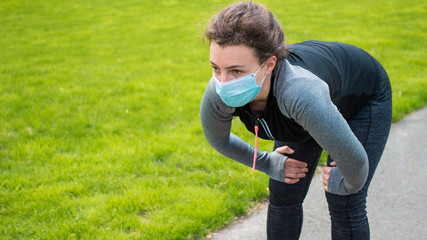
[200,41,379,195]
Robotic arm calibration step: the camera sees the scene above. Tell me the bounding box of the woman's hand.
[275,146,308,184]
[322,161,336,192]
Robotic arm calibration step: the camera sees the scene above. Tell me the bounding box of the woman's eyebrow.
[226,65,246,69]
[210,61,246,69]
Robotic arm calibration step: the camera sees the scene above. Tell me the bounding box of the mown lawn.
[1,0,426,239]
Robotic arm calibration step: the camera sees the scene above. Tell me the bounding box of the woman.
[200,1,392,240]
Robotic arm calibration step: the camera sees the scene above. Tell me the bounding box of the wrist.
[266,151,288,182]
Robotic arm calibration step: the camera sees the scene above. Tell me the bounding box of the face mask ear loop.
[254,62,267,87]
[258,74,267,87]
[254,61,266,76]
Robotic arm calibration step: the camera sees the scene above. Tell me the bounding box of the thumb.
[275,146,294,155]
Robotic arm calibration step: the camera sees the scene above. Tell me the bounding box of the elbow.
[205,136,229,152]
[208,140,226,151]
[345,161,369,194]
[345,181,366,194]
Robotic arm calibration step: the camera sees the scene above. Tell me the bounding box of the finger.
[286,172,306,179]
[330,161,337,167]
[276,146,295,155]
[322,173,329,181]
[322,177,329,186]
[285,177,300,184]
[286,158,307,168]
[323,185,328,192]
[286,166,308,174]
[322,167,331,174]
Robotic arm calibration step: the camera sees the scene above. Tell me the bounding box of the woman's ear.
[266,55,277,75]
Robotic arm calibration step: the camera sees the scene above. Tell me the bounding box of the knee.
[269,179,307,207]
[326,192,368,221]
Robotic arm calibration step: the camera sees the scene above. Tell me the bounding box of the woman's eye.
[232,70,242,74]
[212,66,219,71]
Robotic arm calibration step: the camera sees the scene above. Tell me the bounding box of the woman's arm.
[200,79,287,182]
[280,78,368,195]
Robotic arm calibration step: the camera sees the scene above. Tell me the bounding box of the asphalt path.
[210,107,427,240]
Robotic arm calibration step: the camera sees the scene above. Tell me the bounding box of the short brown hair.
[204,1,289,63]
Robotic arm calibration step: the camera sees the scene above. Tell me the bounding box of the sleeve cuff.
[327,167,350,195]
[266,151,288,182]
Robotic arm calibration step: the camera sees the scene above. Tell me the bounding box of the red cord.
[252,125,259,171]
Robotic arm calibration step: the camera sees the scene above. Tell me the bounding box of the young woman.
[200,1,392,239]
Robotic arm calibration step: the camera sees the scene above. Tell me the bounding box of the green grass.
[1,0,426,239]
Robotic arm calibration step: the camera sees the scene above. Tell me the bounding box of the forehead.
[209,41,259,67]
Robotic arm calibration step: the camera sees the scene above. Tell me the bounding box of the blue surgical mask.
[214,62,266,107]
